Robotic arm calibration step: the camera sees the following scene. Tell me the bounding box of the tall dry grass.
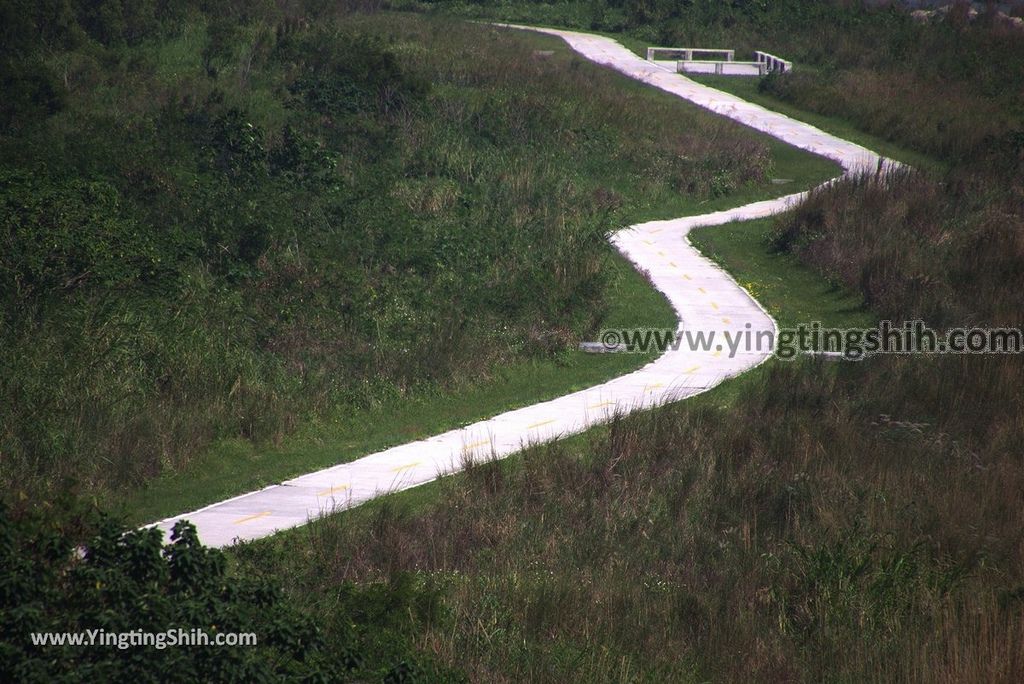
[236,354,1024,681]
[233,105,1024,683]
[0,11,771,497]
[772,165,1024,326]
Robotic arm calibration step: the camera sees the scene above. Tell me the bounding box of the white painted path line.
[150,27,892,548]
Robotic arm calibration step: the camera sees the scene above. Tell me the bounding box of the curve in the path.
[152,27,892,548]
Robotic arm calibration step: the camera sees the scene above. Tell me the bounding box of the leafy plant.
[0,498,340,681]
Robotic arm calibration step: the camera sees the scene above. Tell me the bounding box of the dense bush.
[1,171,159,303]
[0,496,460,681]
[0,7,770,498]
[0,499,340,680]
[771,164,1024,327]
[407,0,1024,162]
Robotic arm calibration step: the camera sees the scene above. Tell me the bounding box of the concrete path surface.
[151,27,890,548]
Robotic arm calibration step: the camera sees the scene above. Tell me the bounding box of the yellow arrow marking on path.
[644,383,665,392]
[233,511,271,525]
[588,400,616,409]
[722,317,731,324]
[683,274,692,280]
[698,287,707,294]
[317,484,350,497]
[391,461,421,474]
[711,302,719,310]
[685,365,701,374]
[527,419,557,430]
[465,439,490,450]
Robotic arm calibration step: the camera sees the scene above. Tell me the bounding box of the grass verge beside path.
[123,25,841,524]
[687,216,874,408]
[228,208,875,681]
[687,74,942,171]
[256,213,875,522]
[689,217,872,330]
[123,252,673,523]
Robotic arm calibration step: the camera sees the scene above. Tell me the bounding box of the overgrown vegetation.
[229,3,1024,681]
[403,0,1024,163]
[6,1,1024,681]
[0,498,459,681]
[235,155,1024,679]
[236,351,1024,681]
[0,1,797,500]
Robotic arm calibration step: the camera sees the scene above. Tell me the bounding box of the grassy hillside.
[400,0,1024,164]
[233,166,1024,680]
[227,5,1024,682]
[0,2,838,506]
[6,2,1023,681]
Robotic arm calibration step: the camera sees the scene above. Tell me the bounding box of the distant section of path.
[151,27,892,548]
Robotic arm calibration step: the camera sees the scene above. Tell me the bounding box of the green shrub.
[0,494,466,680]
[278,28,429,118]
[0,498,341,681]
[0,57,67,131]
[0,170,158,303]
[0,8,772,503]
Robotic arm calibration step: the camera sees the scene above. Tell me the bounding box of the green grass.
[501,27,843,221]
[11,6,1024,681]
[238,204,872,534]
[231,158,1024,680]
[228,193,882,681]
[234,9,1023,683]
[686,74,943,171]
[689,217,873,330]
[127,209,865,523]
[683,216,874,408]
[120,251,676,523]
[4,13,844,514]
[119,22,843,525]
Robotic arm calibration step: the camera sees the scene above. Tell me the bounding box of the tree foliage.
[0,500,341,681]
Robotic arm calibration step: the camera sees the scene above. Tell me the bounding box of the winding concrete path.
[151,27,891,548]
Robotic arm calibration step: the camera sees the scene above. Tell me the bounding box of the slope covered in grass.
[227,7,1024,681]
[8,2,1023,680]
[401,0,1024,165]
[234,163,1024,680]
[0,4,837,505]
